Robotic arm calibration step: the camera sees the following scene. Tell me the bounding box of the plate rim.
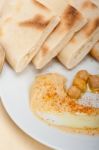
[1,98,59,150]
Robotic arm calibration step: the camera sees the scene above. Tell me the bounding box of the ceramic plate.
[0,56,99,150]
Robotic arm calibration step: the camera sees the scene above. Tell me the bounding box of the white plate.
[0,56,99,150]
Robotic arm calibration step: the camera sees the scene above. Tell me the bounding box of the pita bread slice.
[0,44,5,72]
[58,0,99,69]
[33,0,87,69]
[36,0,69,14]
[88,1,99,62]
[0,0,60,72]
[90,41,99,61]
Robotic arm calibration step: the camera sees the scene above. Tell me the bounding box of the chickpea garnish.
[88,75,99,93]
[67,86,81,99]
[73,78,87,92]
[75,70,89,82]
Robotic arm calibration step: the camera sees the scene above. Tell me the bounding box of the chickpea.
[73,77,87,92]
[88,75,99,93]
[67,86,81,99]
[75,70,89,82]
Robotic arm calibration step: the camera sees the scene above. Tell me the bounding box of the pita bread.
[58,0,99,69]
[0,44,5,73]
[90,0,99,62]
[90,41,99,61]
[33,0,87,69]
[0,0,60,72]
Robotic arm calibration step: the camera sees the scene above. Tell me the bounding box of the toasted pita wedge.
[33,0,87,69]
[0,0,60,72]
[58,0,99,69]
[90,41,99,61]
[0,44,5,73]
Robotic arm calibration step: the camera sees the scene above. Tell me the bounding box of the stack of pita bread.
[0,0,99,72]
[0,0,60,72]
